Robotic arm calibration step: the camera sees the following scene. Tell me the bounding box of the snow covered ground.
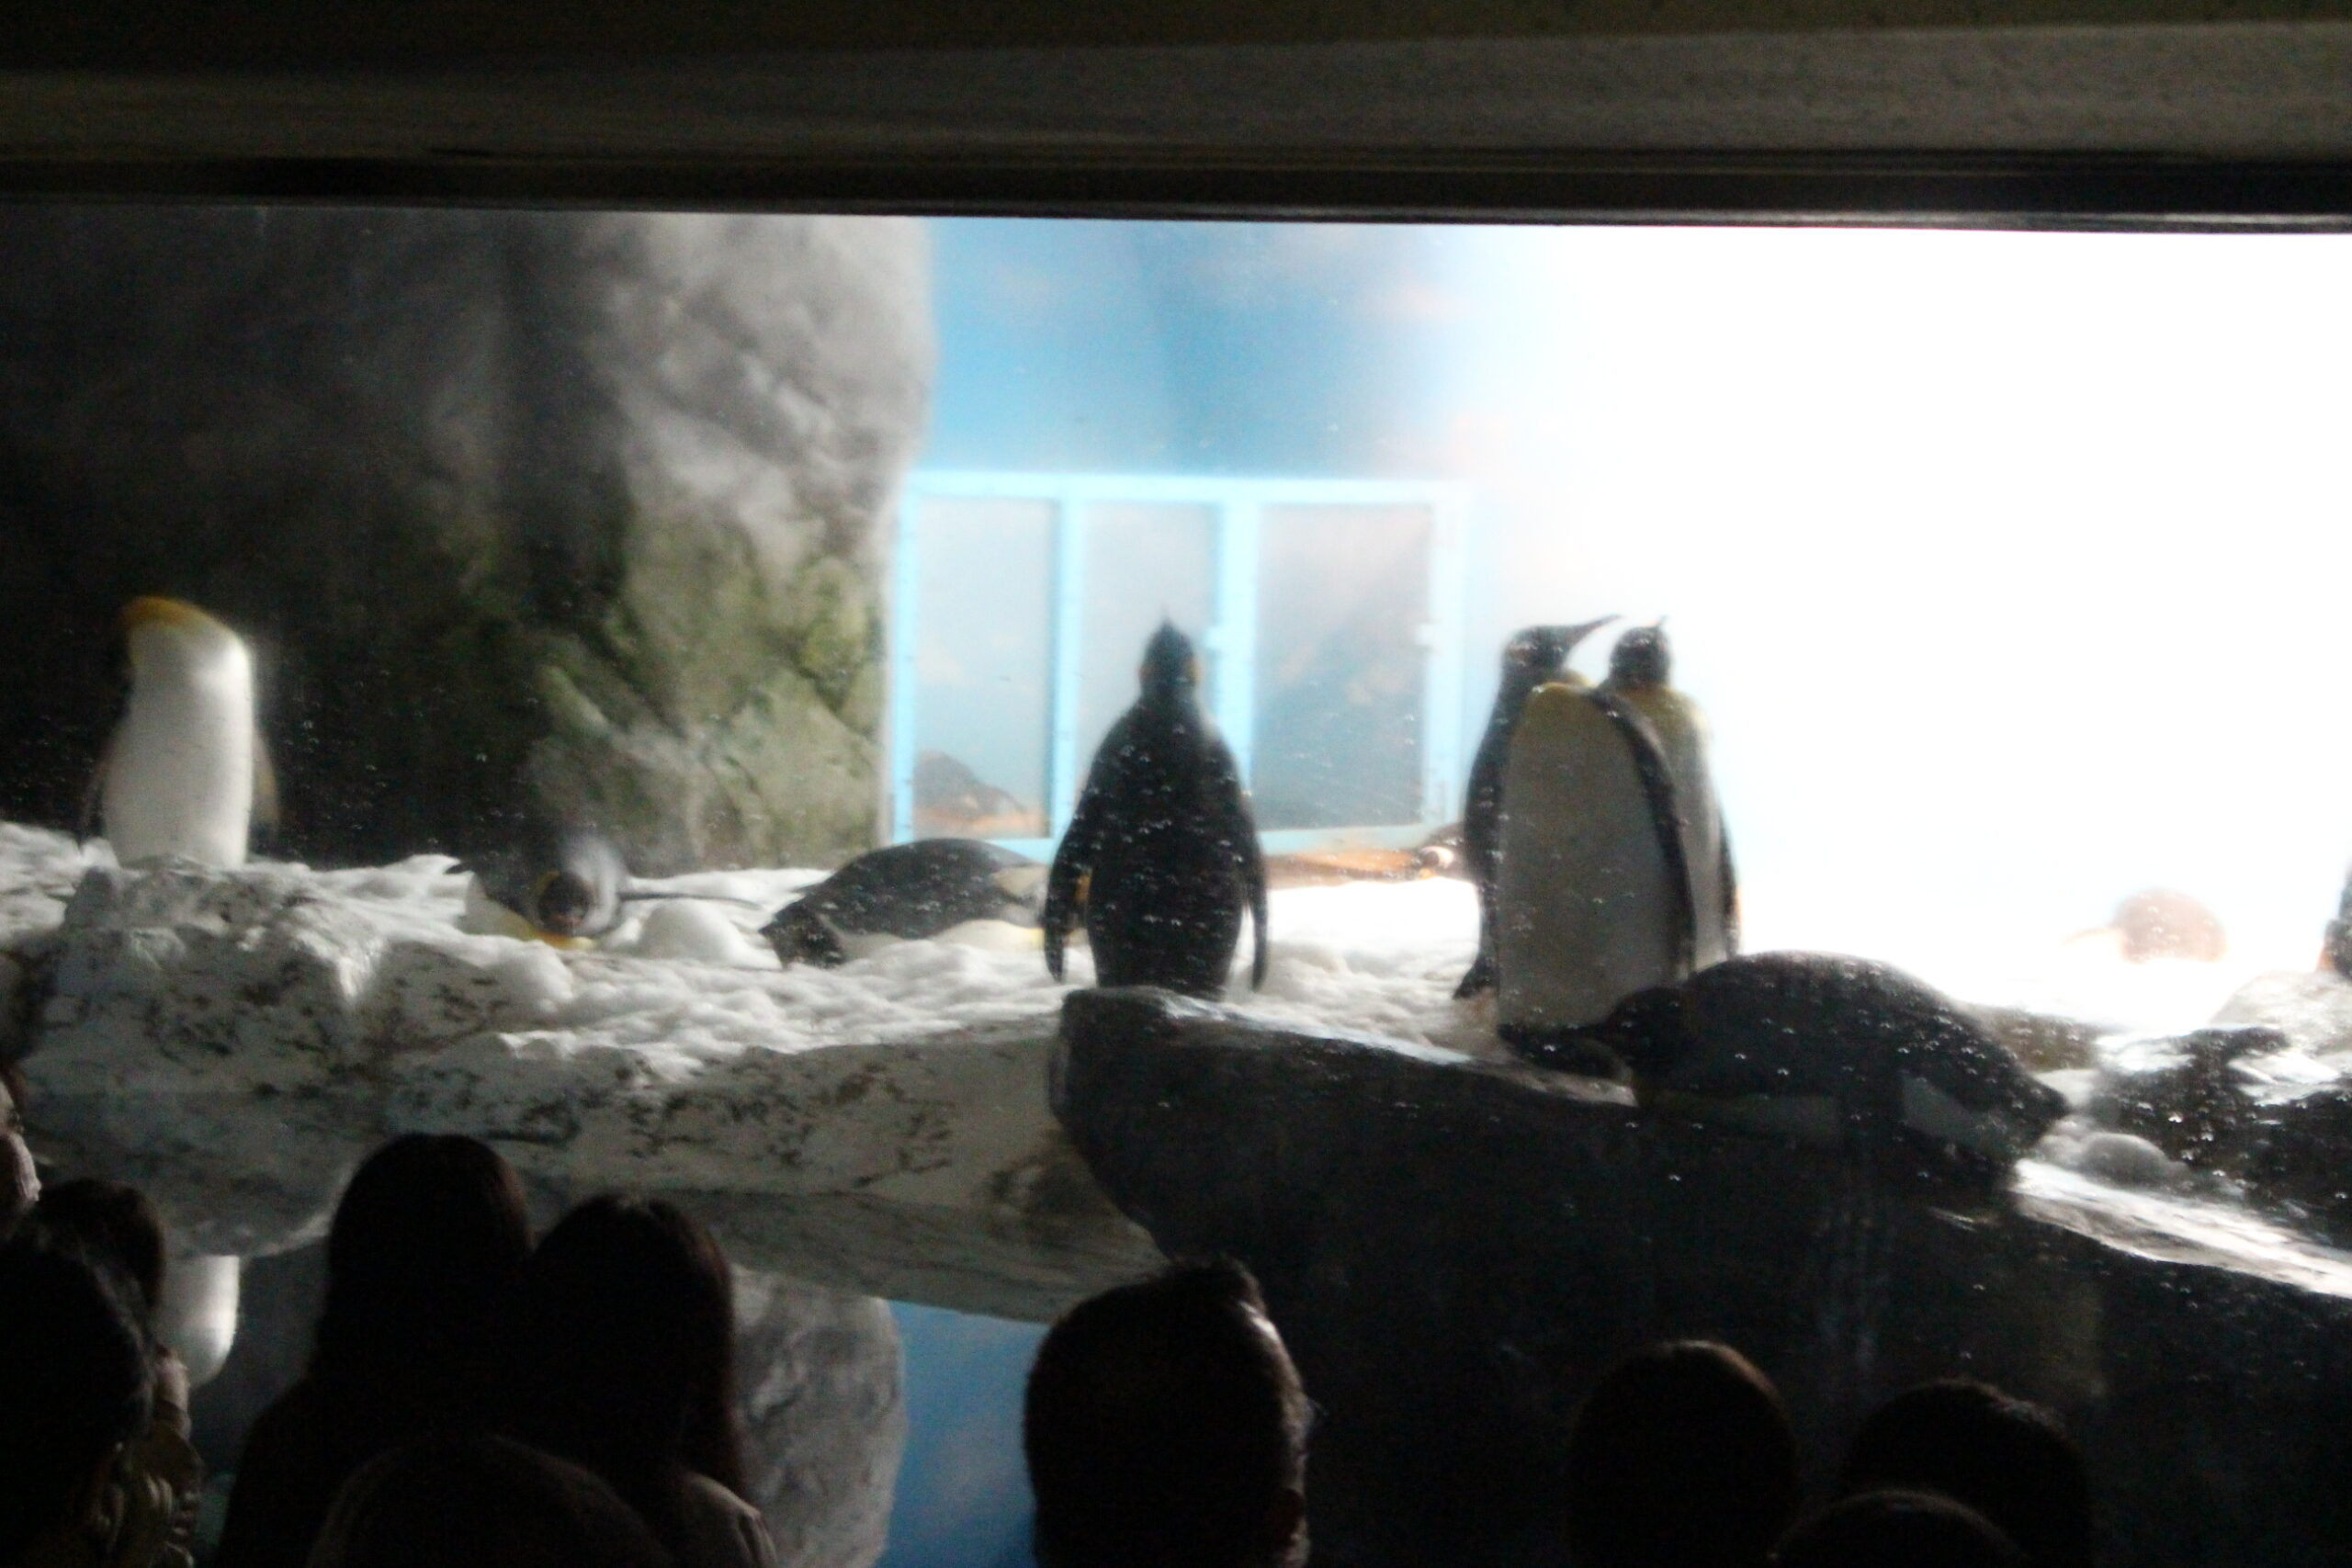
[9,821,2352,1305]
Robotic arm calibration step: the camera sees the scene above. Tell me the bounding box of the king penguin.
[1599,622,1738,967]
[1454,618,1617,998]
[1045,623,1268,998]
[94,596,272,867]
[1494,672,1692,1052]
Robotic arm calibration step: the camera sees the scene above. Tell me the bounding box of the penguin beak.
[1555,615,1619,650]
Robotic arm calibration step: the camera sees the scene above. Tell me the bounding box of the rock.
[0,208,931,874]
[20,857,1160,1318]
[2211,969,2352,1056]
[733,1271,906,1568]
[2069,1130,2186,1190]
[2084,1025,2282,1172]
[1054,987,2352,1568]
[2241,1088,2352,1245]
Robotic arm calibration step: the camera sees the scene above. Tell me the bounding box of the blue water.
[877,1303,1046,1568]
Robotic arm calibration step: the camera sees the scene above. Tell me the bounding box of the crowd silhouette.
[2,1089,2098,1568]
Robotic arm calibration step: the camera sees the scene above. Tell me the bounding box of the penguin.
[1455,619,1617,998]
[1599,621,1738,967]
[763,839,1048,967]
[2321,868,2352,978]
[463,828,771,951]
[1557,952,2071,1181]
[91,596,274,868]
[1045,623,1267,998]
[2088,1023,2279,1171]
[461,826,629,949]
[1494,676,1695,1047]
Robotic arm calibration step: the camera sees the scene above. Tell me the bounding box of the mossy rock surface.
[0,208,932,871]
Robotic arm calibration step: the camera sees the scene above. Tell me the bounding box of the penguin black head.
[1608,623,1672,689]
[763,904,848,967]
[1502,616,1617,680]
[1139,622,1202,697]
[533,870,599,937]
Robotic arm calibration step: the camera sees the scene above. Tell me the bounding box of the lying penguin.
[462,827,630,948]
[462,827,761,951]
[1547,952,2070,1181]
[764,839,1048,967]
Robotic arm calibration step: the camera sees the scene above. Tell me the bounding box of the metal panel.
[1045,495,1089,836]
[888,485,924,845]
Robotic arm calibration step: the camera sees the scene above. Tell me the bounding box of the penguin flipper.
[1044,785,1104,983]
[79,730,115,846]
[1587,689,1699,975]
[1717,818,1740,956]
[251,738,279,838]
[1245,816,1270,991]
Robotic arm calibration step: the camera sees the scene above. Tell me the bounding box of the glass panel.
[1250,502,1431,829]
[1073,502,1216,772]
[910,496,1053,840]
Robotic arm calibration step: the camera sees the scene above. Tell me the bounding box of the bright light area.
[1440,227,2352,1010]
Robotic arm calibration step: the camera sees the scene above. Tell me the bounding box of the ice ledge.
[13,850,1159,1320]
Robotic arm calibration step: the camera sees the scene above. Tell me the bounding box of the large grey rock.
[0,207,929,873]
[733,1271,906,1568]
[1054,987,2352,1568]
[21,852,1160,1318]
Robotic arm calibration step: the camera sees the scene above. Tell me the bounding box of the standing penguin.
[1600,622,1738,966]
[1455,618,1617,998]
[1045,623,1267,998]
[93,596,272,867]
[1495,676,1692,1047]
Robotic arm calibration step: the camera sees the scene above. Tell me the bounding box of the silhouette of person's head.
[1,1060,37,1240]
[314,1134,531,1395]
[1024,1258,1309,1568]
[1838,1380,2091,1568]
[1776,1489,2024,1568]
[1562,1340,1802,1568]
[492,1194,747,1555]
[0,1231,154,1560]
[37,1178,166,1324]
[309,1434,678,1568]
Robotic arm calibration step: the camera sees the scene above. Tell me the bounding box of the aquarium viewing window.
[12,196,2352,1568]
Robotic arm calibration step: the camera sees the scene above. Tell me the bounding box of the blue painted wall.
[922,220,1456,478]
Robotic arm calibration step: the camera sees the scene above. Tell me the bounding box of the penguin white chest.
[1498,682,1686,1033]
[105,622,258,868]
